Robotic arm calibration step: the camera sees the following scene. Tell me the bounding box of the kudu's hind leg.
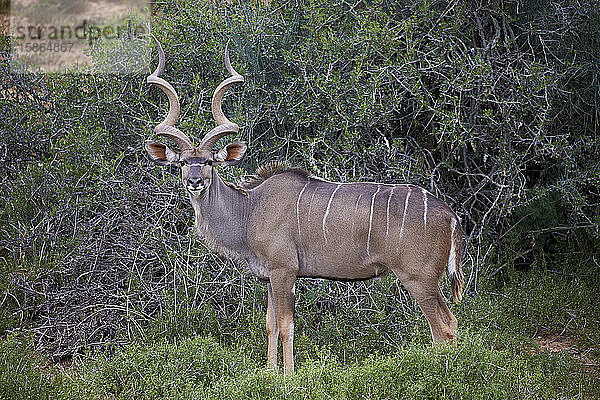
[436,290,458,335]
[266,283,279,369]
[418,288,457,343]
[396,272,458,343]
[269,270,296,373]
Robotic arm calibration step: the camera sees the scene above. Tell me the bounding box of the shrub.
[1,0,598,359]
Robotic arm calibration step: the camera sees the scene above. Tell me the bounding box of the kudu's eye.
[179,160,186,167]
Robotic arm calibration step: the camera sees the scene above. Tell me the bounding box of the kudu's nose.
[188,177,202,188]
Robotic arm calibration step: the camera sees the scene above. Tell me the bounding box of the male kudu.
[144,39,464,373]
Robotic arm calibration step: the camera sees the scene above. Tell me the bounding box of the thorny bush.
[0,0,599,357]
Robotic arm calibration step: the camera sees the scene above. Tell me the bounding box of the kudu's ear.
[214,141,247,166]
[145,140,180,166]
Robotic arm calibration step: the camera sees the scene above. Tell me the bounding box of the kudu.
[144,39,465,373]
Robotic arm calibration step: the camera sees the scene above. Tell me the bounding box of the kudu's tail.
[448,218,464,303]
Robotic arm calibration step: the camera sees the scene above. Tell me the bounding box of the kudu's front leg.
[266,283,279,369]
[269,269,296,374]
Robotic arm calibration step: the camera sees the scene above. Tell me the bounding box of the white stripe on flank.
[322,184,341,244]
[307,187,317,223]
[352,193,362,234]
[386,187,394,239]
[422,187,428,227]
[296,179,310,238]
[354,194,362,215]
[448,218,457,276]
[366,185,381,256]
[399,187,412,239]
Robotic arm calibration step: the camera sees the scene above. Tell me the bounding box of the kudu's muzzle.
[187,175,206,196]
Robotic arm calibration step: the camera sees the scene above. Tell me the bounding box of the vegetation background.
[1,0,599,398]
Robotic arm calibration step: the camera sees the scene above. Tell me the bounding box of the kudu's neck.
[190,169,251,258]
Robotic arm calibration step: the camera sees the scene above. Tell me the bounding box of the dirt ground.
[534,334,598,375]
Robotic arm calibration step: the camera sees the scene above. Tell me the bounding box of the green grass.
[2,0,599,398]
[1,270,599,400]
[459,271,600,351]
[0,335,58,400]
